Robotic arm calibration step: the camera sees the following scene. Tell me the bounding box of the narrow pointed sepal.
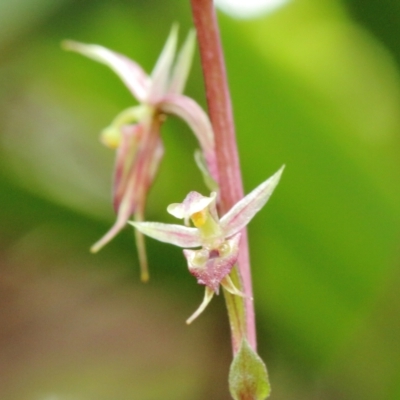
[221,166,285,238]
[168,29,196,95]
[62,40,150,102]
[149,24,178,102]
[90,215,128,254]
[186,287,214,325]
[129,221,201,248]
[91,178,139,253]
[229,338,271,400]
[221,275,247,298]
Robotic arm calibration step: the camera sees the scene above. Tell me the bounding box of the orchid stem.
[190,0,256,352]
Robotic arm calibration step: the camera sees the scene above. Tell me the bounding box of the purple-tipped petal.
[158,94,218,182]
[184,233,241,293]
[130,221,201,248]
[220,166,284,238]
[62,40,150,102]
[168,29,196,95]
[149,25,178,102]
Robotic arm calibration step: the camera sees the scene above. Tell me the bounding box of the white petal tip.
[61,40,83,52]
[90,245,100,254]
[61,40,73,50]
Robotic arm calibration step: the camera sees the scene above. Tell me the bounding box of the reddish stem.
[190,0,256,351]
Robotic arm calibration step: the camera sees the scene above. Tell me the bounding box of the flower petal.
[114,114,163,213]
[149,24,178,102]
[113,124,143,211]
[220,166,284,237]
[93,118,164,253]
[167,191,216,220]
[62,40,150,102]
[159,94,218,182]
[90,196,134,253]
[129,221,201,248]
[186,287,214,325]
[168,29,196,95]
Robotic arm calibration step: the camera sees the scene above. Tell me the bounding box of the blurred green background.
[0,0,399,399]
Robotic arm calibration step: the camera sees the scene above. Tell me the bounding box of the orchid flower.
[63,26,217,281]
[130,166,284,323]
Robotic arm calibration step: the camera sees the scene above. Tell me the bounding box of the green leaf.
[229,338,271,400]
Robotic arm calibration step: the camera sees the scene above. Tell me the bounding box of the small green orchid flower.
[63,26,217,281]
[130,166,284,323]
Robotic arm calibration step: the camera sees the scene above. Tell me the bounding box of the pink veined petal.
[149,25,178,103]
[129,221,201,248]
[132,135,164,282]
[91,192,136,253]
[159,94,219,182]
[168,29,196,95]
[220,166,285,237]
[62,40,150,102]
[146,137,164,186]
[114,114,163,212]
[94,117,164,253]
[92,145,162,255]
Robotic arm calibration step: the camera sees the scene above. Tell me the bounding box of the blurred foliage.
[0,0,399,399]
